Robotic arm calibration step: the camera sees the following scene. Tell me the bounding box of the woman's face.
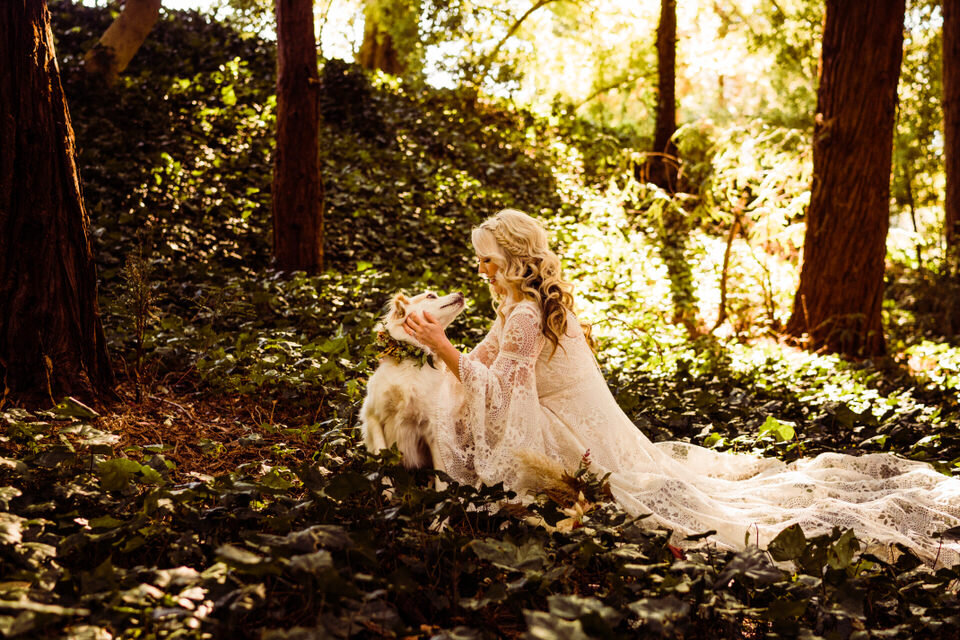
[477,254,505,294]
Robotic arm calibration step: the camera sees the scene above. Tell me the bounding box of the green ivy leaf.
[826,529,860,570]
[467,538,547,574]
[0,598,89,616]
[0,487,22,511]
[627,596,691,635]
[547,594,622,626]
[716,547,783,586]
[281,525,353,553]
[765,598,807,621]
[524,610,590,640]
[288,550,333,576]
[759,416,796,442]
[52,397,99,420]
[259,469,294,491]
[323,471,370,500]
[0,514,25,545]
[216,544,280,576]
[768,523,806,562]
[826,402,860,429]
[0,458,27,475]
[97,458,143,491]
[221,84,237,106]
[88,515,126,529]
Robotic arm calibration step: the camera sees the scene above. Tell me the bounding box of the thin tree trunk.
[648,0,679,192]
[944,0,960,249]
[84,0,162,85]
[273,0,323,273]
[358,0,423,76]
[0,0,114,404]
[784,0,905,357]
[713,192,748,332]
[358,2,403,76]
[904,164,923,270]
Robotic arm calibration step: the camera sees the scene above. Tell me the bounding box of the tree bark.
[359,0,423,77]
[84,0,162,85]
[647,0,679,192]
[358,3,403,76]
[784,0,905,357]
[945,0,960,248]
[273,0,323,273]
[0,0,114,404]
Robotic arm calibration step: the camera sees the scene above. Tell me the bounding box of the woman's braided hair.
[472,209,577,356]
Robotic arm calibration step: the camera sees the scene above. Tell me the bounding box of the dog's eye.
[426,293,437,299]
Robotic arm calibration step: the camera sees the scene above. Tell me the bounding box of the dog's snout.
[441,291,466,309]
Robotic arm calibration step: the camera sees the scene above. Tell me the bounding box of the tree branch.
[473,0,567,88]
[574,72,649,110]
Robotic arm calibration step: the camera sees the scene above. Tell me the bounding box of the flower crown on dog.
[375,293,436,368]
[375,330,435,368]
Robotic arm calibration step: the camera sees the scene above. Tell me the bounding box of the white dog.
[360,290,465,471]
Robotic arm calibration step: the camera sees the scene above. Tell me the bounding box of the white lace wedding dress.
[433,299,960,565]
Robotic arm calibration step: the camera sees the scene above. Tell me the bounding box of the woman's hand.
[404,311,449,352]
[404,311,462,380]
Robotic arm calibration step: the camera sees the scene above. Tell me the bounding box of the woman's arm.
[431,304,544,486]
[467,318,501,367]
[404,310,464,380]
[457,307,542,421]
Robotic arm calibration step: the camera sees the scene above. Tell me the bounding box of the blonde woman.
[404,209,960,564]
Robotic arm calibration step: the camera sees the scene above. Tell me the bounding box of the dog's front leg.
[363,411,389,454]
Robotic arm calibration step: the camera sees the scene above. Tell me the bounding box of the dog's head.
[381,290,466,347]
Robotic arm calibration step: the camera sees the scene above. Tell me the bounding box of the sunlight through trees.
[2,2,960,637]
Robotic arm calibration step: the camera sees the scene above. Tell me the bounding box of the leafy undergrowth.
[605,342,960,475]
[2,402,960,640]
[0,3,953,639]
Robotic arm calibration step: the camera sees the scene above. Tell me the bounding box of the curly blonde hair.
[471,209,576,355]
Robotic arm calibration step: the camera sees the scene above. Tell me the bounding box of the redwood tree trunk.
[945,0,960,248]
[0,0,114,403]
[784,0,905,357]
[359,12,403,76]
[273,0,323,273]
[648,0,678,192]
[84,0,162,85]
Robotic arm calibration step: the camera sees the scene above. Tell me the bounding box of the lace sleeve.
[465,319,501,368]
[438,303,546,486]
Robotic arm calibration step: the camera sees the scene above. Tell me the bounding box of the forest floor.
[99,382,317,479]
[1,3,959,639]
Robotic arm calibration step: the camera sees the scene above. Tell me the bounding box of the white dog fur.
[360,290,465,471]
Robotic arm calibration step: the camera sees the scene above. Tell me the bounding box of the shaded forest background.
[1,0,960,638]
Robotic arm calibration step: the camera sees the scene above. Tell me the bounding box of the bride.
[402,208,960,565]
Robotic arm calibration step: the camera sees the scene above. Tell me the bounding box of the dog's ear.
[391,293,408,319]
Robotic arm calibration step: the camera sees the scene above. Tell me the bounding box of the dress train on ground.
[433,300,960,565]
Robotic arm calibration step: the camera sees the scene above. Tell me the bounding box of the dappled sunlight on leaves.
[5,3,954,638]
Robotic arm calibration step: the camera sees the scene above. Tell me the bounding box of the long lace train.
[433,300,960,565]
